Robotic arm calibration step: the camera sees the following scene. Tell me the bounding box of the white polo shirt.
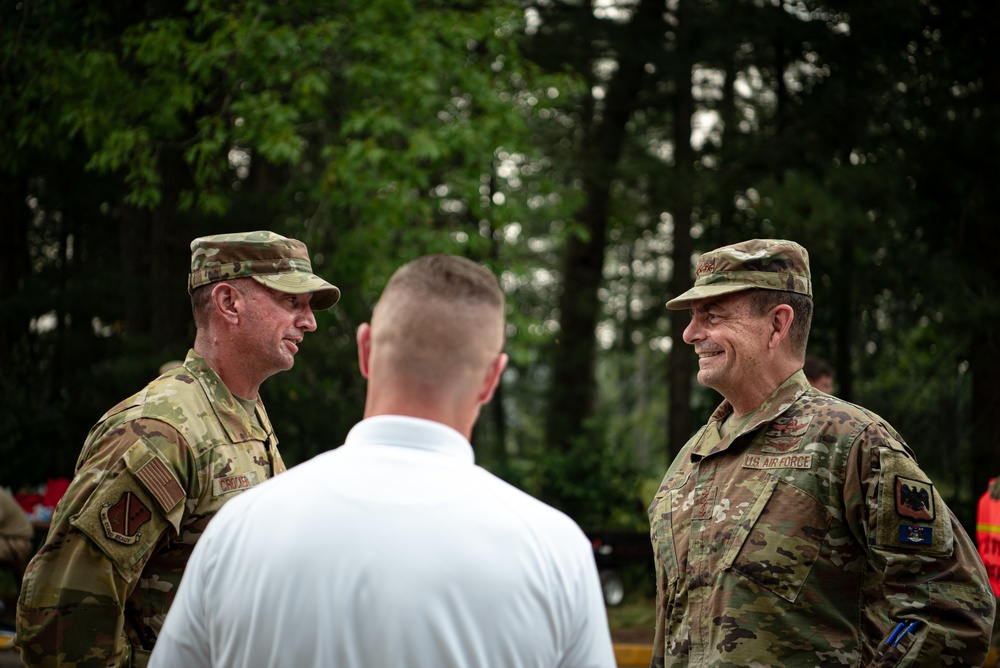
[150,416,616,668]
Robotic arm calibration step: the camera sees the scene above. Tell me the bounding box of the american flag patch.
[135,457,185,511]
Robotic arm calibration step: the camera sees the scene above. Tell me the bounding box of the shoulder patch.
[898,524,933,545]
[895,476,935,522]
[71,472,172,581]
[134,457,185,512]
[873,448,952,556]
[101,492,151,545]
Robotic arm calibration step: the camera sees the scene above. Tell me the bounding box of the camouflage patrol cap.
[188,230,340,309]
[665,238,811,310]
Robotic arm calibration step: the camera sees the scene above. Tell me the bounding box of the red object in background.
[14,493,42,515]
[975,479,1000,597]
[43,477,70,507]
[13,477,71,515]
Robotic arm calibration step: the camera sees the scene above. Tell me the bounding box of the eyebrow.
[693,299,723,314]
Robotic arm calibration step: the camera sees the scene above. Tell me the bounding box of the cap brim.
[665,283,755,310]
[253,273,341,310]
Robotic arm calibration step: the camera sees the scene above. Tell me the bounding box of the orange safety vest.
[976,479,1000,597]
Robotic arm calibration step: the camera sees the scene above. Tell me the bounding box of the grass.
[607,591,656,633]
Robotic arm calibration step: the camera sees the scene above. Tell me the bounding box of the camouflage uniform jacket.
[648,371,994,667]
[17,350,286,668]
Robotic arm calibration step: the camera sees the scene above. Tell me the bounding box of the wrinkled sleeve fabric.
[16,420,192,668]
[553,526,617,668]
[845,424,995,666]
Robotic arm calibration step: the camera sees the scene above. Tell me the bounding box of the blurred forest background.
[2,0,999,534]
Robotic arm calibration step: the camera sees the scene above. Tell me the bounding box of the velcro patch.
[742,453,813,470]
[873,447,952,555]
[899,524,933,545]
[101,492,152,545]
[761,415,814,453]
[895,476,935,522]
[212,471,260,497]
[134,457,185,512]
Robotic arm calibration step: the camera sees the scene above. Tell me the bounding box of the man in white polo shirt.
[149,254,616,668]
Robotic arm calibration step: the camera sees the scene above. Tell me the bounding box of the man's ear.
[212,283,241,325]
[356,323,372,379]
[477,353,509,405]
[768,304,794,349]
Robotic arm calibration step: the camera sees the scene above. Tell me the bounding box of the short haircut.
[381,255,505,312]
[190,278,258,330]
[371,255,505,385]
[190,284,214,330]
[745,288,813,358]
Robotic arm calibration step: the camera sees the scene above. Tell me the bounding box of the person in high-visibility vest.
[978,479,1000,667]
[977,479,1000,597]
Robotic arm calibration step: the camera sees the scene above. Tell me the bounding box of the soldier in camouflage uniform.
[649,239,994,667]
[16,231,340,668]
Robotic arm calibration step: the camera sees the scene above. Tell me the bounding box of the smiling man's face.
[682,292,774,404]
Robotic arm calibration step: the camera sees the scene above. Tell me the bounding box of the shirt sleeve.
[846,424,995,665]
[554,525,617,668]
[16,419,192,668]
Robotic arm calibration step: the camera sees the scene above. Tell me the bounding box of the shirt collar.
[694,370,811,458]
[181,348,275,446]
[344,415,475,465]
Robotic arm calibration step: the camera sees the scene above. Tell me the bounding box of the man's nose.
[299,306,317,332]
[682,317,700,345]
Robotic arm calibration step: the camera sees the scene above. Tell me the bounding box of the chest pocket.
[720,475,832,603]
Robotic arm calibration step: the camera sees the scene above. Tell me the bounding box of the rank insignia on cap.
[894,476,935,522]
[898,524,933,545]
[101,492,152,545]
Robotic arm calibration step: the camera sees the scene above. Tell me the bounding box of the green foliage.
[503,417,647,531]
[3,0,999,536]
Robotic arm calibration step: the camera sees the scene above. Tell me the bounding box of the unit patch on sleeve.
[873,448,952,555]
[898,524,933,545]
[895,475,935,522]
[101,491,152,545]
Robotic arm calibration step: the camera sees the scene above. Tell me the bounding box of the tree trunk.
[544,0,665,457]
[0,175,31,368]
[668,0,695,459]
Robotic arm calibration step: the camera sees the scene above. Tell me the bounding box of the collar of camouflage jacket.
[180,349,278,447]
[693,370,811,459]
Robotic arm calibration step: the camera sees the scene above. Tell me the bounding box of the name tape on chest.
[212,471,260,497]
[742,453,813,470]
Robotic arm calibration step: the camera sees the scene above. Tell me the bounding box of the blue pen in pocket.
[886,620,920,647]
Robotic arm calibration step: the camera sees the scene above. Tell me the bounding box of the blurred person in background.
[0,487,33,571]
[804,354,835,394]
